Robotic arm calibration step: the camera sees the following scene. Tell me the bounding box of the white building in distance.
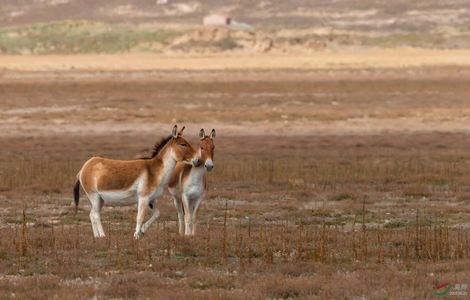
[203,14,231,26]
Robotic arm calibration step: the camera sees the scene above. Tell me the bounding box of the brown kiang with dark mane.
[73,125,200,239]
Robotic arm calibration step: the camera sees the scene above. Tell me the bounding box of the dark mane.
[141,135,173,159]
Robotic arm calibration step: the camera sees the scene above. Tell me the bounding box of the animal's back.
[80,157,149,192]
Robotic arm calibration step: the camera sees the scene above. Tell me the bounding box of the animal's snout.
[205,159,214,171]
[192,157,201,167]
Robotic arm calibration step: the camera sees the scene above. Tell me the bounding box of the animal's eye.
[180,143,187,147]
[201,147,204,150]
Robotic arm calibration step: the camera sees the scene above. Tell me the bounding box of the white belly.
[99,190,137,206]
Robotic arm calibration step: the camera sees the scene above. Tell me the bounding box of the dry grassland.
[1,69,470,299]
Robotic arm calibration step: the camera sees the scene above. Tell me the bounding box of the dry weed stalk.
[223,200,228,264]
[21,208,28,256]
[377,225,384,264]
[360,201,368,260]
[352,215,357,260]
[415,208,420,260]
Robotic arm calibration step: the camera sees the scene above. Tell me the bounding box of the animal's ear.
[172,125,178,138]
[199,128,205,140]
[210,129,216,139]
[178,126,185,136]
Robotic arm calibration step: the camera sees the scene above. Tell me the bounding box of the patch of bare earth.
[1,49,470,72]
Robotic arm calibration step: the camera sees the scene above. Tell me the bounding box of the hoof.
[134,231,144,240]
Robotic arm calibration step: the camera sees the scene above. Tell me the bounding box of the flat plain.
[1,67,470,299]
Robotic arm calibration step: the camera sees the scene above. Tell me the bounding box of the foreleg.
[183,194,203,236]
[134,196,149,239]
[141,201,160,233]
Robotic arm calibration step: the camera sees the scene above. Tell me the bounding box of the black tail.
[73,179,80,213]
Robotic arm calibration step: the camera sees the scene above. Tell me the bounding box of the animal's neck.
[158,147,177,185]
[189,149,205,181]
[189,165,206,181]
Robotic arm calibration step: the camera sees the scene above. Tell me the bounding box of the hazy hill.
[0,1,469,54]
[1,0,469,31]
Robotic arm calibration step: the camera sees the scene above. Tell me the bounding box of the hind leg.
[172,194,185,235]
[88,192,105,238]
[89,211,99,238]
[169,187,185,235]
[86,192,99,237]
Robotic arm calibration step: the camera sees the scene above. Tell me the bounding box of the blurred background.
[1,0,470,54]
